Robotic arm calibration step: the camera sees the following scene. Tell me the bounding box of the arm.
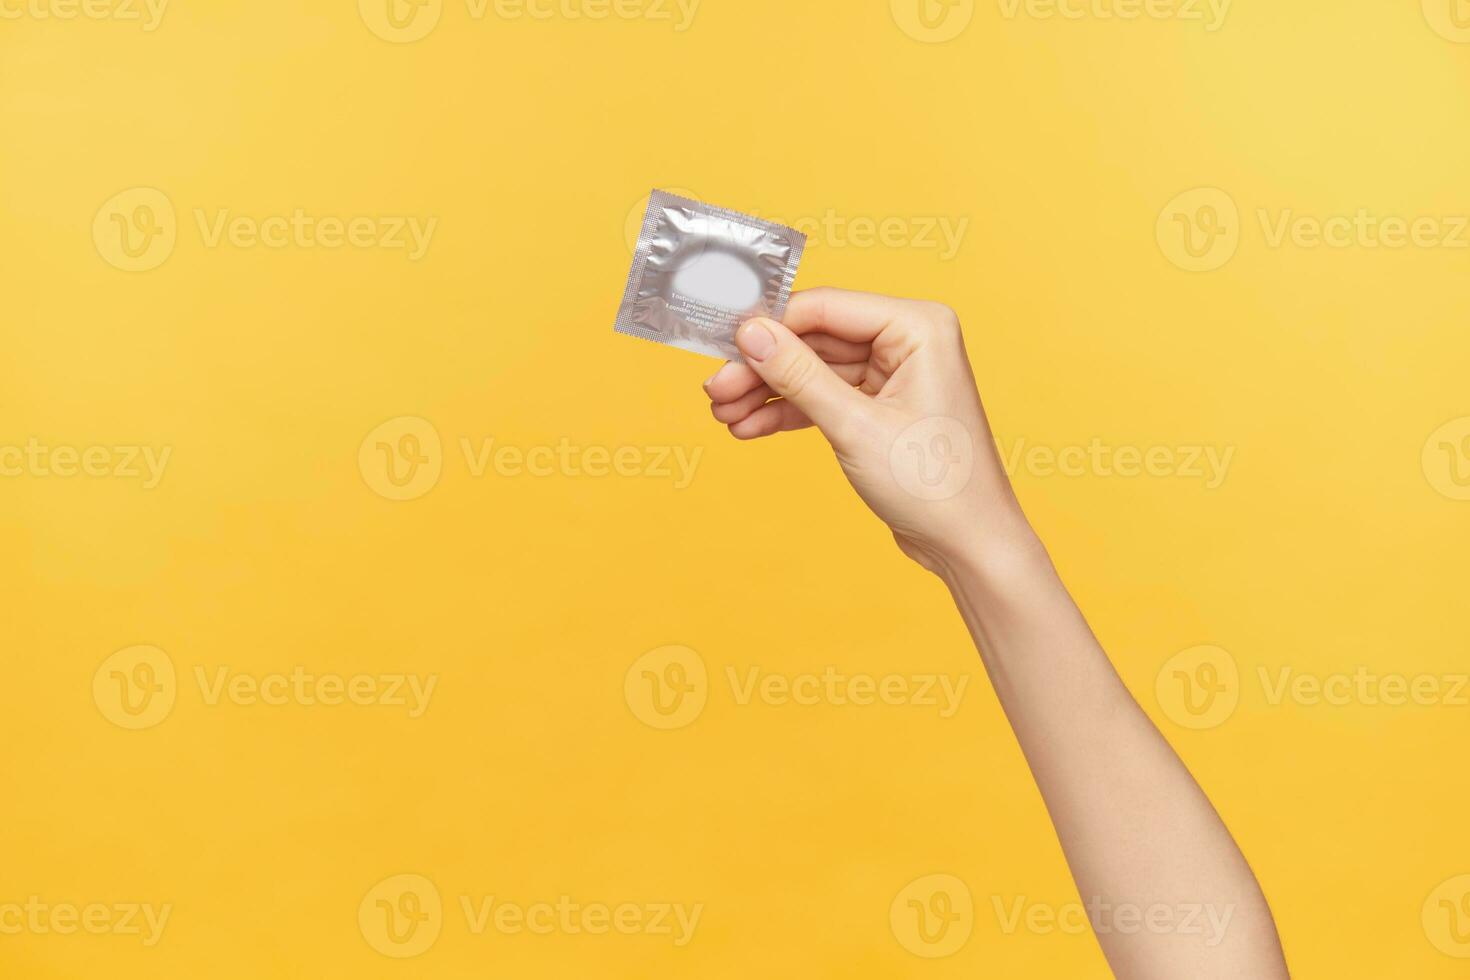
[704,287,1289,979]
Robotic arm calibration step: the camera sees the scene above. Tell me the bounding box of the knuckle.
[773,351,818,399]
[922,302,962,334]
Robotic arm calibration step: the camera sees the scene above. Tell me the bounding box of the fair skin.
[703,287,1290,979]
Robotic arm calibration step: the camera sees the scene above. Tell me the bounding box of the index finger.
[780,287,919,342]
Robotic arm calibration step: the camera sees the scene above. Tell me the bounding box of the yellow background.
[3,0,1468,975]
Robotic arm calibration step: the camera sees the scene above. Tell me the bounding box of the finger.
[734,317,869,440]
[782,287,922,342]
[703,360,763,403]
[801,331,872,364]
[705,359,867,404]
[727,399,813,440]
[710,358,876,425]
[710,384,775,424]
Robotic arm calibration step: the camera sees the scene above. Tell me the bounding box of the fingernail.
[736,320,777,362]
[703,362,729,388]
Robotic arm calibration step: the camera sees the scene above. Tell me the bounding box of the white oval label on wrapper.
[671,249,763,310]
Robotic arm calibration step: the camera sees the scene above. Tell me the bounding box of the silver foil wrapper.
[615,190,806,361]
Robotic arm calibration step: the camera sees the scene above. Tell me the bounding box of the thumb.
[735,317,867,439]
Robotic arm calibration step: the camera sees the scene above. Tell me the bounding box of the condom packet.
[615,190,806,361]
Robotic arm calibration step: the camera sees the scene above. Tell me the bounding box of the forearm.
[939,526,1289,979]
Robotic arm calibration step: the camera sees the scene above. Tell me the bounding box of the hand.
[703,287,1032,574]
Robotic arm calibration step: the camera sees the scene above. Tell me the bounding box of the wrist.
[929,511,1053,598]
